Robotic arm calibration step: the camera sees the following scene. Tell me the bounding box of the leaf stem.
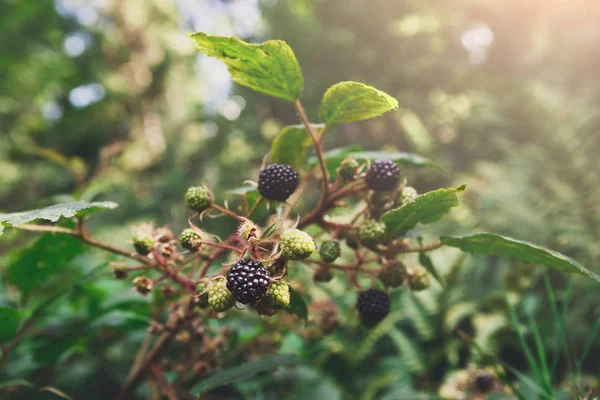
[211,204,245,222]
[295,100,329,200]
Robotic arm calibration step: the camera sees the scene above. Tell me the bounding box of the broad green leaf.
[188,32,303,102]
[418,252,445,287]
[382,185,466,236]
[440,233,600,283]
[270,124,324,170]
[350,151,438,168]
[6,233,86,296]
[320,81,398,124]
[0,306,20,343]
[191,354,299,394]
[0,200,117,235]
[285,286,308,321]
[305,147,438,179]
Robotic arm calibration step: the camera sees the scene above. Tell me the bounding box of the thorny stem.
[295,100,330,202]
[211,204,245,222]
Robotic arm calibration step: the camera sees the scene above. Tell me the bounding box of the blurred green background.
[1,0,599,399]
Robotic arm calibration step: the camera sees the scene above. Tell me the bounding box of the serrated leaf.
[0,306,20,343]
[0,201,117,235]
[189,32,303,102]
[270,124,324,170]
[320,81,398,124]
[285,286,308,321]
[440,233,600,283]
[387,328,426,373]
[6,233,86,296]
[419,252,445,287]
[382,185,466,236]
[191,354,299,394]
[350,151,439,168]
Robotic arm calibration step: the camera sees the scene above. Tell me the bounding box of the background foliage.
[1,0,599,399]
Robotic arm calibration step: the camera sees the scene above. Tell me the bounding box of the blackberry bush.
[2,30,596,400]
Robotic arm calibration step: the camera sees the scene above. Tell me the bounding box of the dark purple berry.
[475,373,494,393]
[226,260,271,305]
[365,160,401,192]
[257,164,299,202]
[356,289,391,327]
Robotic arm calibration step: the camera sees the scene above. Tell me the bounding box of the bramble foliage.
[1,28,599,400]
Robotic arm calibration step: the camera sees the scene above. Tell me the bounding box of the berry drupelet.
[257,164,299,202]
[356,289,391,327]
[365,160,401,192]
[226,260,271,305]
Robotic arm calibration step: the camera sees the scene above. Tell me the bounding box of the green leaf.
[387,328,426,373]
[440,233,600,283]
[270,124,324,169]
[0,200,117,235]
[285,286,308,321]
[305,147,438,179]
[418,252,445,287]
[6,233,87,296]
[320,81,398,124]
[191,354,299,394]
[350,151,438,168]
[0,306,20,343]
[188,32,303,102]
[382,185,466,236]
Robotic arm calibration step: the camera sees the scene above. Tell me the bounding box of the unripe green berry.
[180,228,201,251]
[319,241,341,263]
[378,260,408,288]
[195,278,210,308]
[266,280,290,309]
[132,233,154,255]
[408,266,431,291]
[397,186,418,207]
[345,228,360,249]
[207,278,235,312]
[279,229,315,260]
[313,265,334,282]
[338,156,360,182]
[359,219,387,247]
[185,185,212,213]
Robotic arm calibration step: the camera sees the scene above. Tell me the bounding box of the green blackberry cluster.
[397,186,418,206]
[378,260,407,288]
[338,156,360,182]
[180,228,201,251]
[319,240,340,263]
[132,231,154,255]
[279,229,315,260]
[408,266,431,291]
[185,185,212,213]
[207,279,235,312]
[195,278,210,308]
[266,280,290,309]
[359,219,387,247]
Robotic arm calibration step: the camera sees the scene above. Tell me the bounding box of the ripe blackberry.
[474,373,494,393]
[185,185,212,213]
[319,241,341,263]
[226,260,271,305]
[257,164,299,202]
[365,160,401,192]
[356,289,390,327]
